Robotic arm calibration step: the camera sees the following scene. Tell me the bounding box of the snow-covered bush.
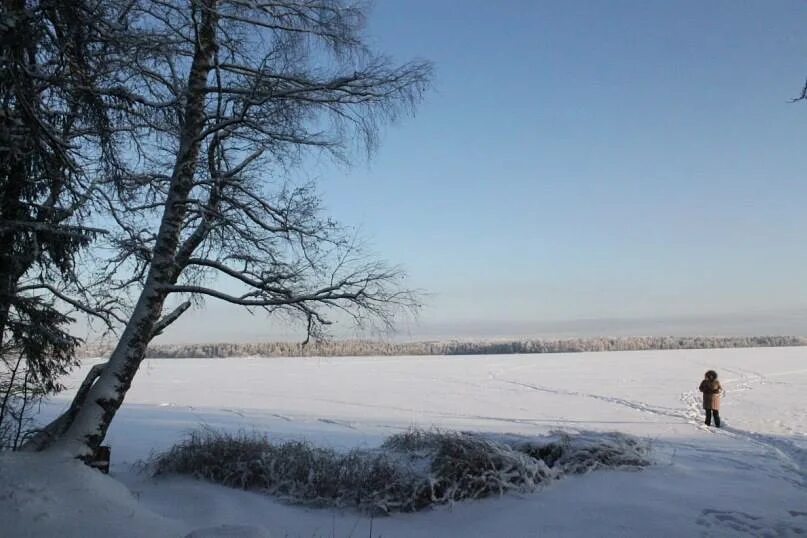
[152,429,429,513]
[512,431,651,474]
[152,428,651,514]
[424,431,553,503]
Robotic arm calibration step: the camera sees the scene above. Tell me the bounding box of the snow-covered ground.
[4,347,807,537]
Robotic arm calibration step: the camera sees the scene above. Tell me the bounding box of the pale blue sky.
[158,1,807,342]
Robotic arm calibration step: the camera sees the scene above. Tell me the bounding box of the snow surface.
[5,347,807,537]
[0,452,184,538]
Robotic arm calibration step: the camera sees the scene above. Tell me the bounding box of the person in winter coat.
[699,370,723,427]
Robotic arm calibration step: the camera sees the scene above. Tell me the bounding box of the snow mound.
[0,452,184,538]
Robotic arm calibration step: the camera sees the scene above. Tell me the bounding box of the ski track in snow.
[493,364,807,535]
[317,418,356,430]
[497,368,807,494]
[681,369,807,492]
[697,509,807,537]
[495,377,686,419]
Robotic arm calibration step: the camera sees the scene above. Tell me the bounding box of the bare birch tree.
[28,0,431,459]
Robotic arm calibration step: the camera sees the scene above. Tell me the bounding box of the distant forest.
[80,336,807,359]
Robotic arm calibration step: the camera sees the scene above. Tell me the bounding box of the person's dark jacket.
[699,379,722,410]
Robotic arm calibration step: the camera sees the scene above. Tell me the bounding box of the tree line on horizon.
[79,335,807,359]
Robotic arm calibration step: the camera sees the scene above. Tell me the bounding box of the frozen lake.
[35,347,807,537]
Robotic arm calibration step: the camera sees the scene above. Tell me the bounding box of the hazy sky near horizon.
[149,1,807,343]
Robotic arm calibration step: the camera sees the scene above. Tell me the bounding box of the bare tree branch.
[150,300,192,340]
[792,77,807,102]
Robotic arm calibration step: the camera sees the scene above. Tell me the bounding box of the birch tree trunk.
[46,0,219,459]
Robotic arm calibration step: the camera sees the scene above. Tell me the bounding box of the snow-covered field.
[5,347,807,537]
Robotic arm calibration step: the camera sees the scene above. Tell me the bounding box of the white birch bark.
[46,0,219,459]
